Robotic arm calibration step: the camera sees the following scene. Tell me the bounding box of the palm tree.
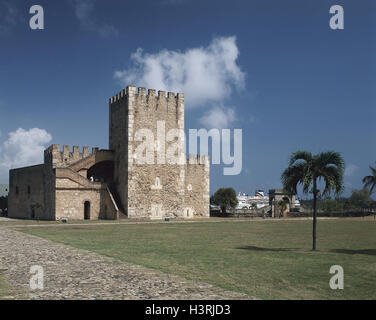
[362,162,376,194]
[281,151,344,250]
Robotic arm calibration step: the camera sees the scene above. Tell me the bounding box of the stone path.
[0,227,251,300]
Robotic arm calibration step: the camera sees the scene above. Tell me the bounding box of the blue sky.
[0,0,375,197]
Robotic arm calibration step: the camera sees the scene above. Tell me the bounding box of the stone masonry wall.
[44,144,99,168]
[109,86,209,219]
[184,155,210,218]
[8,165,49,219]
[54,179,117,220]
[55,188,101,220]
[110,86,186,218]
[109,89,129,214]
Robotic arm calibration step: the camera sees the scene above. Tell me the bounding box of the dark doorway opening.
[87,161,114,183]
[84,201,91,220]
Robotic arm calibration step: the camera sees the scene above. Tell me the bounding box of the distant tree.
[300,199,313,209]
[362,162,376,195]
[319,197,338,213]
[250,203,257,210]
[282,151,344,250]
[212,188,238,215]
[348,188,372,210]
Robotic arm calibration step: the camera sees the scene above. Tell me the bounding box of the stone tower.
[109,86,210,219]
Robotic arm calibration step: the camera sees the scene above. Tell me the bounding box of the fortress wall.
[54,170,105,220]
[8,164,48,219]
[44,155,56,220]
[126,164,186,218]
[100,187,118,220]
[55,188,101,220]
[184,155,210,218]
[9,85,209,221]
[44,144,99,168]
[109,88,129,214]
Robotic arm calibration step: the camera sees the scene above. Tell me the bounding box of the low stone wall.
[210,208,270,218]
[298,208,376,217]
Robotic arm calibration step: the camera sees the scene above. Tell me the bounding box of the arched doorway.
[84,201,91,220]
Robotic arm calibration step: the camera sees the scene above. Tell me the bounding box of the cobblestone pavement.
[0,227,251,300]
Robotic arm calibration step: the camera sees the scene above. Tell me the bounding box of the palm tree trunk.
[312,179,317,251]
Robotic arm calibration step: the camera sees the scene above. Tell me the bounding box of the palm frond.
[362,163,376,194]
[319,166,343,196]
[314,151,345,173]
[288,150,312,167]
[282,161,311,195]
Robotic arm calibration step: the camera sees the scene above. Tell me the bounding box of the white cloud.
[344,163,358,177]
[0,1,17,37]
[114,36,245,108]
[73,0,119,38]
[0,128,52,182]
[199,106,237,129]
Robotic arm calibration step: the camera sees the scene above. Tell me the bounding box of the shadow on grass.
[330,249,376,256]
[236,246,298,252]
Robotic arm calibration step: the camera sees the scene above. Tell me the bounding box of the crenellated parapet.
[109,85,184,116]
[187,153,210,166]
[44,144,100,168]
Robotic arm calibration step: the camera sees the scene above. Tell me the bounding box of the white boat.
[236,192,249,209]
[236,190,269,209]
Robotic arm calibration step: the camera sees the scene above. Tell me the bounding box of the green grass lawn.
[17,218,376,299]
